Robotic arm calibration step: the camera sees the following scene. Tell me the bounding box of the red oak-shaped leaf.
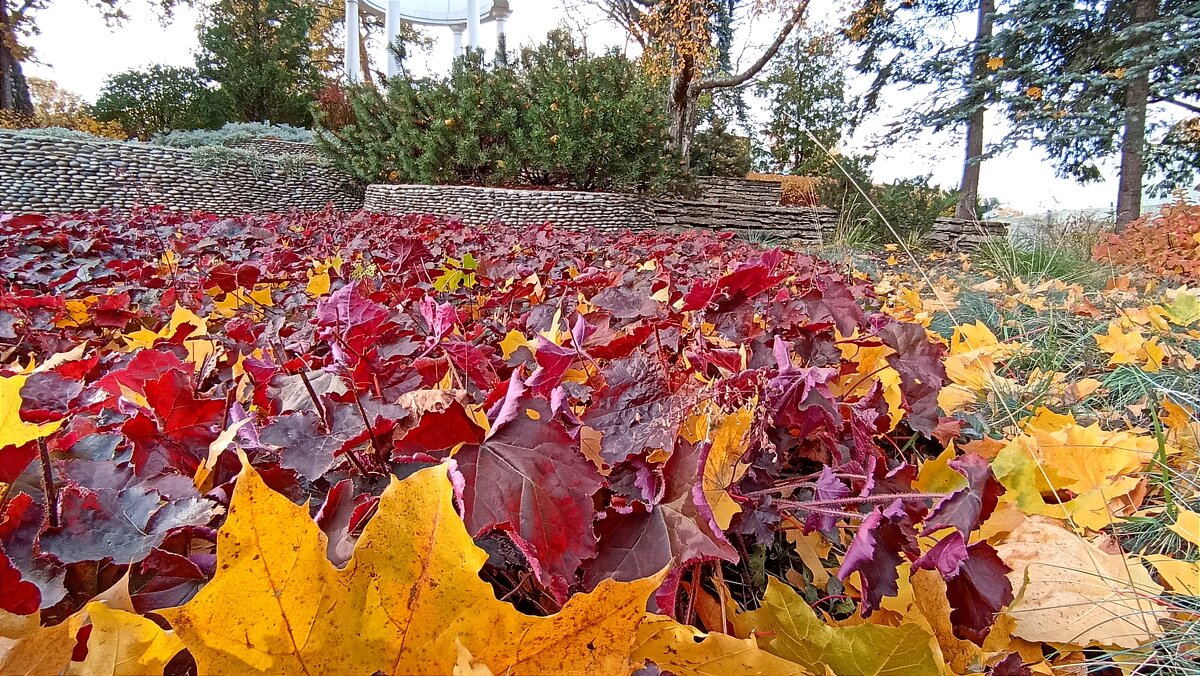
[591,278,662,322]
[583,356,685,464]
[457,397,603,597]
[925,454,1005,536]
[315,478,358,566]
[315,281,392,356]
[913,531,1013,645]
[991,652,1033,676]
[97,349,189,399]
[803,466,850,536]
[0,546,40,614]
[0,493,65,609]
[391,390,485,459]
[585,437,736,589]
[126,368,224,478]
[260,396,408,481]
[41,481,217,564]
[765,340,841,454]
[878,321,946,436]
[18,371,83,423]
[206,262,261,292]
[837,499,920,613]
[790,273,868,336]
[0,441,37,484]
[131,547,210,612]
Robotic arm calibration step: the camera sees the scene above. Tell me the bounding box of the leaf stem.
[38,439,58,529]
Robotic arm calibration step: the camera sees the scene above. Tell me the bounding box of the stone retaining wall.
[363,183,659,231]
[0,131,361,214]
[652,199,831,244]
[364,183,1006,249]
[694,176,782,207]
[927,218,1008,249]
[364,183,836,242]
[0,132,1007,249]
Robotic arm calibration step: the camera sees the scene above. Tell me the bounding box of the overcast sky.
[24,0,1161,215]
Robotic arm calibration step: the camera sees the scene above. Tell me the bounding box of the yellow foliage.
[991,408,1160,530]
[734,578,940,676]
[0,374,63,450]
[160,460,663,675]
[633,614,807,675]
[1094,319,1165,371]
[701,406,755,529]
[996,517,1162,648]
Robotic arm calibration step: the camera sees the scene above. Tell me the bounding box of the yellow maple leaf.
[987,56,1004,70]
[733,578,940,676]
[1094,320,1164,371]
[498,329,537,360]
[1169,508,1200,546]
[632,614,806,675]
[1,600,181,676]
[702,406,755,530]
[996,517,1161,648]
[0,375,63,450]
[160,460,662,675]
[122,304,217,367]
[68,602,184,675]
[991,409,1159,530]
[1161,399,1200,454]
[1141,554,1200,594]
[306,271,332,296]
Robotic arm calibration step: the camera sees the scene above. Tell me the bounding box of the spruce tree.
[196,0,322,126]
[845,0,997,218]
[754,31,855,176]
[993,0,1200,227]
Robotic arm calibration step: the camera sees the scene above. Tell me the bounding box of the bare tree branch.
[692,0,810,93]
[1155,96,1200,115]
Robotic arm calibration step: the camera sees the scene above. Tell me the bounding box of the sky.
[23,0,1166,216]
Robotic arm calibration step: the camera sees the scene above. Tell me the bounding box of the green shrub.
[92,65,231,139]
[153,122,314,148]
[691,117,752,178]
[872,176,960,238]
[317,31,685,193]
[813,157,962,243]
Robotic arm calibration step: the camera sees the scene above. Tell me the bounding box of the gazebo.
[344,0,513,81]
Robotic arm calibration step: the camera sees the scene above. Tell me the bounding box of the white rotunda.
[344,0,513,82]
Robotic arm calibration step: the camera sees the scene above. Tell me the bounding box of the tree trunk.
[0,1,33,116]
[1114,0,1157,230]
[667,0,811,168]
[667,54,697,165]
[955,0,995,220]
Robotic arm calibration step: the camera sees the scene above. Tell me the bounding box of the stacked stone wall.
[0,131,361,214]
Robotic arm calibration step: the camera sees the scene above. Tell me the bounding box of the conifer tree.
[197,0,322,126]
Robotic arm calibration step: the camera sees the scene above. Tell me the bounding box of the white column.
[451,24,465,58]
[385,0,402,78]
[344,0,360,83]
[466,0,481,51]
[494,10,509,45]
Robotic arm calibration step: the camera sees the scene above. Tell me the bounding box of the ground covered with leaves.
[0,210,1196,675]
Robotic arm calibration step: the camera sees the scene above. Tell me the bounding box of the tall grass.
[976,212,1118,287]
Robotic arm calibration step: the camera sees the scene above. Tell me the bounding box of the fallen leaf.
[735,578,941,676]
[1168,508,1200,546]
[1141,554,1200,595]
[160,459,661,674]
[702,406,755,530]
[995,517,1162,648]
[68,601,184,676]
[633,614,807,675]
[1,374,63,450]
